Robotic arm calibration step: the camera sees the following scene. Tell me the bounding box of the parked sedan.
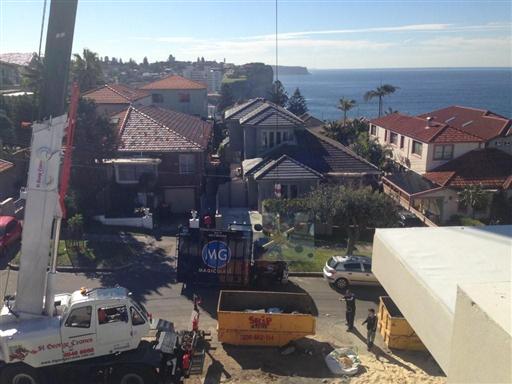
[0,216,22,257]
[323,255,379,290]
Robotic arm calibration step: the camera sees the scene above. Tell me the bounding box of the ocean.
[278,68,512,121]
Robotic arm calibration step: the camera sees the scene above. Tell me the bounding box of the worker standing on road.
[362,308,378,350]
[341,289,356,331]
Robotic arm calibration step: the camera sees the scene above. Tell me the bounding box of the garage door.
[164,188,196,213]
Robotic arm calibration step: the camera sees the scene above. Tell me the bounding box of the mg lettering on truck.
[202,240,231,269]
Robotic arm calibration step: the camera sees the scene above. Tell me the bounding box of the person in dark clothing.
[340,289,356,331]
[362,308,378,350]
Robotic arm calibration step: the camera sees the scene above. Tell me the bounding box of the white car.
[323,255,379,290]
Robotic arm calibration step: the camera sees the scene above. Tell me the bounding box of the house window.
[370,125,376,136]
[179,154,196,174]
[390,132,398,145]
[281,184,298,199]
[400,136,405,149]
[116,164,156,184]
[152,93,164,103]
[179,93,190,103]
[412,140,423,156]
[384,130,388,142]
[433,144,454,160]
[262,130,291,149]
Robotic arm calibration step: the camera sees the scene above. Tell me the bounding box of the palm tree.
[364,84,399,117]
[72,49,103,92]
[458,185,488,218]
[338,97,356,127]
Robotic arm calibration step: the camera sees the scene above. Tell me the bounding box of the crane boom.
[14,114,67,315]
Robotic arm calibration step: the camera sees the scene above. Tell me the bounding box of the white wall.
[488,134,512,155]
[448,283,511,384]
[370,124,481,173]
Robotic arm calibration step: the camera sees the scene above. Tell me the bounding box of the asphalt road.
[0,266,387,350]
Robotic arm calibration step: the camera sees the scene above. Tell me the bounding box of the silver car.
[323,255,379,290]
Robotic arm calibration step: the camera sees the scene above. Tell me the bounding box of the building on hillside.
[182,66,223,94]
[0,52,34,89]
[139,75,208,118]
[105,105,212,215]
[221,99,380,211]
[82,84,151,115]
[370,106,512,225]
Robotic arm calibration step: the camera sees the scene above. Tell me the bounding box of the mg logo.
[202,241,231,269]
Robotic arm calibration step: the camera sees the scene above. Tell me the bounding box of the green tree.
[168,54,175,63]
[69,99,116,217]
[364,84,399,117]
[0,110,15,145]
[338,97,356,127]
[142,56,149,67]
[218,83,235,111]
[321,120,344,143]
[308,185,398,254]
[268,80,289,107]
[72,49,103,92]
[351,132,392,169]
[287,88,308,116]
[67,213,84,250]
[458,185,488,218]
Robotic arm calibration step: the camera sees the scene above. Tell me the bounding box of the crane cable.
[38,0,48,58]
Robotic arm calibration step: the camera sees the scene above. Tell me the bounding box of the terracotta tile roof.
[423,148,512,189]
[113,105,212,153]
[370,113,481,144]
[83,84,150,105]
[418,106,511,141]
[0,159,14,173]
[140,75,206,90]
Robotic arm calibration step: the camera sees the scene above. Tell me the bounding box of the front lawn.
[262,238,373,272]
[14,240,139,269]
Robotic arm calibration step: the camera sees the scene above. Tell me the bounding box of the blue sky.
[1,0,511,68]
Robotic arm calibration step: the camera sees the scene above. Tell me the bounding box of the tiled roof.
[418,106,511,141]
[423,148,512,189]
[253,155,323,181]
[239,102,304,127]
[246,129,380,177]
[224,98,266,120]
[370,113,481,144]
[83,84,150,104]
[113,105,212,153]
[0,159,14,173]
[224,98,304,127]
[140,75,206,90]
[0,52,34,66]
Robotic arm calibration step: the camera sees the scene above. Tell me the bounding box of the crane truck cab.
[0,287,150,369]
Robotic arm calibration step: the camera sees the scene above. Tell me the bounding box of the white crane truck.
[0,2,205,383]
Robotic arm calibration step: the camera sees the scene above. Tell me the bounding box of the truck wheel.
[335,278,349,291]
[0,364,45,384]
[112,365,157,384]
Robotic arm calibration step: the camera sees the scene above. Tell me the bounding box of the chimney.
[426,116,434,129]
